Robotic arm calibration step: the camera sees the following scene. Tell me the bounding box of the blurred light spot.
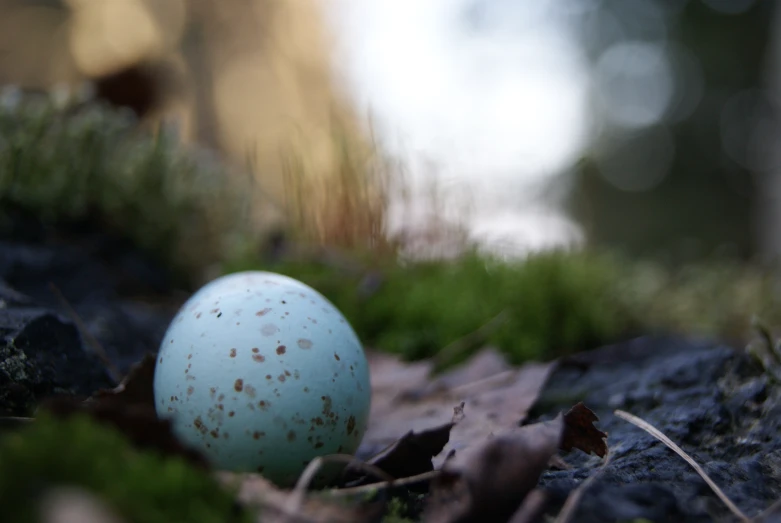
[665,44,704,122]
[721,89,781,173]
[595,41,674,128]
[596,126,675,192]
[702,0,756,15]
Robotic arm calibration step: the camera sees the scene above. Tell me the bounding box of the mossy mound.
[0,92,258,286]
[0,413,252,523]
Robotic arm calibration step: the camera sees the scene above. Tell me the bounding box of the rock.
[0,309,113,416]
[0,210,181,415]
[528,335,781,522]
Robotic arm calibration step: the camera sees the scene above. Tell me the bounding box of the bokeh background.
[0,0,778,265]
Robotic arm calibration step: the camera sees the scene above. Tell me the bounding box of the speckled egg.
[153,271,372,486]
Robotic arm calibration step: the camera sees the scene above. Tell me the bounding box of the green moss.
[382,497,415,523]
[0,94,257,286]
[0,412,253,523]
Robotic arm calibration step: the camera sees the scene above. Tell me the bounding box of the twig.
[614,410,750,522]
[49,283,121,384]
[286,454,395,514]
[327,470,440,497]
[553,450,613,523]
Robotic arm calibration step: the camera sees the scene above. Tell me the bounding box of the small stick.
[326,470,440,497]
[614,410,750,522]
[49,283,122,384]
[553,450,613,523]
[286,454,395,514]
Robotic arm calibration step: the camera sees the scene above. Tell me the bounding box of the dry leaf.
[561,402,608,457]
[358,349,556,472]
[424,416,564,523]
[218,472,381,523]
[363,422,454,480]
[90,352,157,410]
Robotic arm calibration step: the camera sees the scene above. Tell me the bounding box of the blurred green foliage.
[0,413,252,523]
[0,93,257,285]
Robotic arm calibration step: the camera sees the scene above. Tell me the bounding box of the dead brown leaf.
[359,349,557,473]
[561,402,608,457]
[90,352,157,410]
[218,472,381,523]
[424,416,564,523]
[363,422,455,480]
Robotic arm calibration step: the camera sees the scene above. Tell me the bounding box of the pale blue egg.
[153,271,372,487]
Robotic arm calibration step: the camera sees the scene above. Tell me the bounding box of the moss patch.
[0,412,252,523]
[0,94,258,286]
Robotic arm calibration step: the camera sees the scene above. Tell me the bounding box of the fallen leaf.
[90,352,157,410]
[561,402,608,457]
[358,349,557,472]
[363,421,455,481]
[218,472,381,523]
[424,416,564,523]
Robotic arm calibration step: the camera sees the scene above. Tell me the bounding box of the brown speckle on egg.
[278,374,286,383]
[234,379,244,392]
[256,308,272,316]
[194,417,208,434]
[334,353,340,361]
[297,338,313,349]
[228,411,235,417]
[346,415,356,435]
[187,386,194,396]
[253,354,265,363]
[229,348,237,358]
[287,430,297,442]
[276,345,286,355]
